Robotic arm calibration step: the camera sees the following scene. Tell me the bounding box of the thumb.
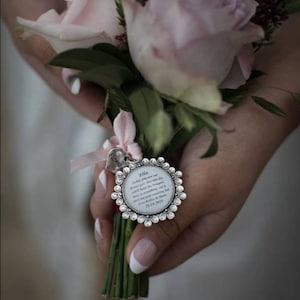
[125,221,186,275]
[125,177,200,274]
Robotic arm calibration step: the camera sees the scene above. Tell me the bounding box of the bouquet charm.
[98,144,186,298]
[107,148,186,227]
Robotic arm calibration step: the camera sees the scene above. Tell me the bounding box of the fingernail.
[62,68,81,95]
[102,139,111,149]
[71,78,81,95]
[99,170,107,192]
[94,218,103,240]
[129,238,158,274]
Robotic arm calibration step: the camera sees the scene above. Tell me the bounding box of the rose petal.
[177,22,263,85]
[236,45,255,79]
[216,101,233,115]
[179,0,258,30]
[37,9,63,24]
[69,0,123,40]
[123,0,226,113]
[148,0,203,48]
[124,0,262,113]
[113,111,136,146]
[140,46,226,113]
[62,0,88,24]
[17,17,113,52]
[220,59,245,88]
[179,79,227,114]
[18,0,123,52]
[176,33,238,84]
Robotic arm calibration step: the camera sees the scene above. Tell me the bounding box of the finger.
[149,207,238,275]
[94,218,113,265]
[125,214,192,275]
[5,2,111,125]
[124,158,225,275]
[19,36,112,127]
[125,181,201,274]
[90,168,115,221]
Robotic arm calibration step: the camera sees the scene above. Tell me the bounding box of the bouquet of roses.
[17,0,300,299]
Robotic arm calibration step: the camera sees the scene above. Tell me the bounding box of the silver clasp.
[106,148,129,173]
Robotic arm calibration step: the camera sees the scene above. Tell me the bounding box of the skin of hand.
[91,14,300,277]
[2,0,109,126]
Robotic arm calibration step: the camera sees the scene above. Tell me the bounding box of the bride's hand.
[91,91,299,275]
[91,14,300,277]
[2,0,108,125]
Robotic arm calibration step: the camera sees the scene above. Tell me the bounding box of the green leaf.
[174,103,196,131]
[72,65,137,89]
[115,0,125,26]
[185,106,224,132]
[221,88,246,105]
[96,110,107,124]
[286,0,300,14]
[159,93,179,104]
[102,213,121,297]
[292,93,300,104]
[92,43,136,72]
[201,129,218,158]
[164,120,204,157]
[48,48,131,71]
[104,88,132,122]
[105,88,131,122]
[252,96,286,117]
[248,69,266,80]
[109,88,131,109]
[128,86,163,133]
[146,110,173,155]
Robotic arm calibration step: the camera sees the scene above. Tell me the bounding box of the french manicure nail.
[99,170,107,192]
[102,139,111,149]
[129,238,158,274]
[71,78,81,95]
[95,218,103,240]
[62,68,81,95]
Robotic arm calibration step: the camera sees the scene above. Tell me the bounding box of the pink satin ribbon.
[70,111,142,173]
[70,149,107,173]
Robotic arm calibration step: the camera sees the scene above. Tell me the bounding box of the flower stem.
[102,214,149,299]
[102,213,121,297]
[124,219,138,299]
[115,217,126,297]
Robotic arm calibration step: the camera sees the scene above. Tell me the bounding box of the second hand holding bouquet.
[17,0,300,299]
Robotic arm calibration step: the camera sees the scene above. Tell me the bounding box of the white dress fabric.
[1,22,299,300]
[1,23,105,300]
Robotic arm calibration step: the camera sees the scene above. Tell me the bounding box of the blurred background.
[1,19,300,300]
[1,21,106,300]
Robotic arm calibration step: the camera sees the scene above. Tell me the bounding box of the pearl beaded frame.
[111,157,186,227]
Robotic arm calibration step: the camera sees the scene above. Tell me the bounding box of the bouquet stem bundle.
[102,214,149,299]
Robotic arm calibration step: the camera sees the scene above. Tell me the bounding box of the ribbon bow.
[70,111,142,173]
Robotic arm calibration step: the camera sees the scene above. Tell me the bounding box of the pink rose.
[123,0,264,114]
[17,0,123,53]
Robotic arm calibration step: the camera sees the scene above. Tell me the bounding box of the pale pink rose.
[123,0,264,114]
[17,0,123,53]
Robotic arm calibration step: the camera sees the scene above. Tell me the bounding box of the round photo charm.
[111,156,186,227]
